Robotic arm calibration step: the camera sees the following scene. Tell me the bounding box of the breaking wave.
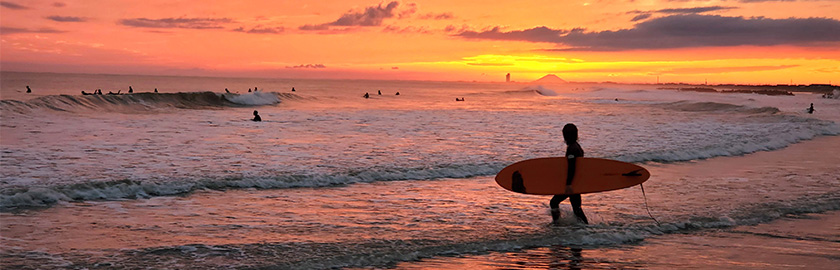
[0,92,300,114]
[659,101,780,114]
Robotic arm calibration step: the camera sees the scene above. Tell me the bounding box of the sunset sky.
[1,0,839,84]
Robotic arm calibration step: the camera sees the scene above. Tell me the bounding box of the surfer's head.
[253,110,259,116]
[563,123,578,144]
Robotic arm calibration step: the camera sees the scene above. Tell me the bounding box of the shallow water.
[1,72,839,269]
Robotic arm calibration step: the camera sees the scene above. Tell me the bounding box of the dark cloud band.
[299,1,409,31]
[0,1,27,10]
[119,17,234,29]
[46,16,87,22]
[0,26,65,34]
[458,15,840,50]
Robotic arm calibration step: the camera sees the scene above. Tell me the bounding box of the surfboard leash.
[640,183,661,226]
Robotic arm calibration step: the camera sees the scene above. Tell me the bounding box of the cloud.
[46,16,87,22]
[286,64,326,69]
[1,27,65,35]
[0,1,27,9]
[631,14,652,22]
[628,6,736,22]
[382,25,431,34]
[233,25,285,34]
[457,26,571,43]
[457,15,840,51]
[119,17,234,29]
[656,6,737,14]
[418,12,454,20]
[299,1,407,31]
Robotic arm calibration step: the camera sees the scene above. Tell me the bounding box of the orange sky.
[1,0,839,84]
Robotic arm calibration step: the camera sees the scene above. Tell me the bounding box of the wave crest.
[0,92,299,114]
[660,101,780,114]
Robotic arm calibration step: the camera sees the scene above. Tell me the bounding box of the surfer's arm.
[566,154,577,188]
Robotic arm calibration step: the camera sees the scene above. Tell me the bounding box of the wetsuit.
[550,142,589,224]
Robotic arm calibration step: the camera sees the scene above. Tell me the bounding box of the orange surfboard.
[495,157,650,195]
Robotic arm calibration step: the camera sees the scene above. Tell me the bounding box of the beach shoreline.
[2,134,838,269]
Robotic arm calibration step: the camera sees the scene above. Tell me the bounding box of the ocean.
[1,71,838,269]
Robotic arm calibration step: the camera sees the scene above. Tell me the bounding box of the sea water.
[1,71,839,269]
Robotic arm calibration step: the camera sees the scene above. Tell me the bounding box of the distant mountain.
[533,74,567,84]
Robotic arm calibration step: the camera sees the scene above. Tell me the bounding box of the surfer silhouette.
[550,123,589,224]
[128,86,133,93]
[807,103,815,114]
[26,86,31,93]
[252,110,262,122]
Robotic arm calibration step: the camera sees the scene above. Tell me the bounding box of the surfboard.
[495,157,649,195]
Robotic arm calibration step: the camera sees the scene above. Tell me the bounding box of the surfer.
[363,93,370,99]
[154,88,158,93]
[128,86,133,93]
[26,86,31,93]
[225,88,231,93]
[550,123,589,224]
[378,90,382,95]
[291,87,295,92]
[395,92,400,96]
[252,110,262,121]
[807,103,815,114]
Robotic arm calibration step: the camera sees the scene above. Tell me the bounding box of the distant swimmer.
[378,90,382,95]
[395,92,400,95]
[225,88,231,93]
[154,88,158,93]
[364,92,370,99]
[254,87,258,92]
[97,89,103,95]
[252,110,262,121]
[291,87,295,92]
[455,97,464,101]
[128,86,133,93]
[26,86,31,93]
[249,88,252,92]
[807,103,815,114]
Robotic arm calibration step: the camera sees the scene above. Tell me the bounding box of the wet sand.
[388,211,840,270]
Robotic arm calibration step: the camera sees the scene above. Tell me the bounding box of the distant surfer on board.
[550,123,589,224]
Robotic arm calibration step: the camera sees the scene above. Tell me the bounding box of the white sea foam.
[221,91,282,106]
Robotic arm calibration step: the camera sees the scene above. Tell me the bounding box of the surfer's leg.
[550,195,568,222]
[570,195,588,224]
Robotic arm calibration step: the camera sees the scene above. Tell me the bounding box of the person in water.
[291,87,296,92]
[363,92,370,99]
[26,86,31,93]
[807,103,815,114]
[252,110,262,121]
[154,88,158,93]
[128,86,133,93]
[550,123,589,224]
